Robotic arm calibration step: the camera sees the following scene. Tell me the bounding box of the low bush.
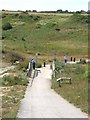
[70,14,88,23]
[33,16,40,21]
[6,51,24,64]
[2,36,6,40]
[36,62,42,68]
[55,59,65,72]
[17,60,28,72]
[2,22,12,30]
[2,49,5,54]
[2,75,29,86]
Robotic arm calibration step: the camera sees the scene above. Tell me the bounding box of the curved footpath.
[17,65,88,118]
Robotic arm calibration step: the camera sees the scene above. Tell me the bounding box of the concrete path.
[17,65,88,118]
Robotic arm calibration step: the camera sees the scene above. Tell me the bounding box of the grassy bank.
[2,12,88,58]
[1,67,29,118]
[2,85,26,118]
[51,60,88,113]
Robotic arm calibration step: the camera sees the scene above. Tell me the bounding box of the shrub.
[55,59,65,72]
[10,53,24,64]
[2,22,12,30]
[14,14,19,17]
[2,49,5,54]
[32,16,41,21]
[71,14,88,23]
[2,75,29,86]
[5,51,24,64]
[22,11,28,14]
[22,37,25,41]
[36,24,41,29]
[2,15,6,18]
[36,62,42,68]
[17,60,28,71]
[33,16,39,21]
[32,10,37,12]
[2,36,6,40]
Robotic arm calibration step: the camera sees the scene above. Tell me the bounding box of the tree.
[65,10,68,13]
[76,11,81,14]
[26,10,31,12]
[32,10,37,12]
[57,9,62,13]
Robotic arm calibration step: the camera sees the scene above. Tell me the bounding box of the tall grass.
[2,13,88,57]
[51,60,88,113]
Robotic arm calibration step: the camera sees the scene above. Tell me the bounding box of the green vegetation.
[2,12,88,58]
[51,60,88,113]
[36,62,42,68]
[1,11,88,117]
[2,74,29,86]
[2,85,26,118]
[2,68,29,118]
[2,22,12,30]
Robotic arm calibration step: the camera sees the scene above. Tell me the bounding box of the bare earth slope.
[17,65,88,118]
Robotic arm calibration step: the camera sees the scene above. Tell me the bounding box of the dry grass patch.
[2,85,26,118]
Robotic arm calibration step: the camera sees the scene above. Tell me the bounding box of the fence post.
[28,62,33,77]
[52,60,55,78]
[59,80,61,87]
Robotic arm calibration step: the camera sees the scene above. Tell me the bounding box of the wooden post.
[70,78,71,84]
[28,61,33,77]
[59,80,61,87]
[52,60,55,78]
[44,62,46,67]
[28,62,30,69]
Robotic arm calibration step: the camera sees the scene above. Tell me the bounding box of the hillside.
[2,12,88,62]
[1,12,89,117]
